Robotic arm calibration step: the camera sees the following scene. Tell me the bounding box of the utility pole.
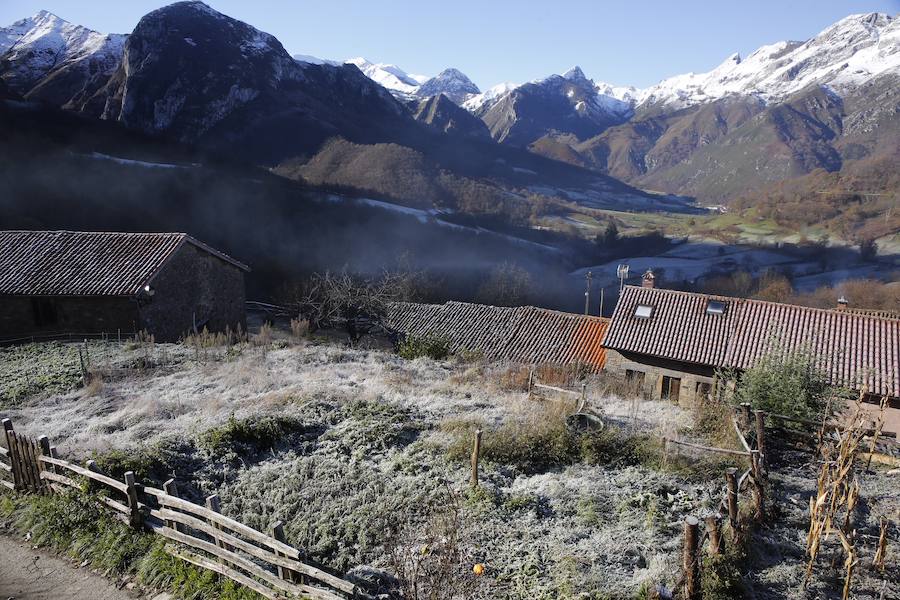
[599,287,604,317]
[584,271,592,315]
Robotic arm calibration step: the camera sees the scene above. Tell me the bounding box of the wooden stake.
[124,471,142,529]
[739,403,752,430]
[706,515,722,556]
[271,521,302,584]
[750,450,765,520]
[754,410,766,468]
[2,419,20,490]
[683,516,700,600]
[163,479,183,533]
[37,436,50,494]
[725,468,739,531]
[206,494,231,558]
[470,429,483,488]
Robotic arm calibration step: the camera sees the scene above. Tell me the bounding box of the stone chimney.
[837,296,849,310]
[641,269,656,289]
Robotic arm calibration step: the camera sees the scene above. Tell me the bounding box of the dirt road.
[0,534,149,600]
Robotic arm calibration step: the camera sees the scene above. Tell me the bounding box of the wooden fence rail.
[0,419,362,600]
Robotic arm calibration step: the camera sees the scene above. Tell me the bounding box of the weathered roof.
[387,301,608,370]
[0,230,249,297]
[604,286,900,397]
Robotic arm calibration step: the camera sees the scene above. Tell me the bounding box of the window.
[625,369,645,387]
[634,304,653,319]
[706,300,726,315]
[31,297,58,327]
[661,376,681,404]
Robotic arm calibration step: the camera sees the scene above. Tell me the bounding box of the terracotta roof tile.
[604,286,900,397]
[388,301,608,370]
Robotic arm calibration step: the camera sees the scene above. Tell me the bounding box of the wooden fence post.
[49,447,60,476]
[206,494,231,558]
[470,429,483,488]
[38,436,51,493]
[739,403,752,430]
[754,410,766,468]
[725,468,739,531]
[271,521,302,584]
[163,479,183,533]
[528,369,534,394]
[706,515,722,556]
[2,419,20,490]
[750,450,765,520]
[124,471,142,528]
[86,460,101,494]
[683,516,700,600]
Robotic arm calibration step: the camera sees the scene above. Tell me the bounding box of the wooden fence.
[0,419,364,600]
[670,404,768,599]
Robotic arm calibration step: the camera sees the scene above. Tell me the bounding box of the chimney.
[641,269,656,289]
[836,296,849,310]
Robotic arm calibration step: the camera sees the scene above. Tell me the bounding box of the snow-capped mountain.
[471,65,632,146]
[462,82,518,112]
[0,10,125,105]
[344,57,428,99]
[416,68,480,104]
[637,12,899,109]
[338,58,479,104]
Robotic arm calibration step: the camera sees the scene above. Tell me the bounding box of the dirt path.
[0,534,150,600]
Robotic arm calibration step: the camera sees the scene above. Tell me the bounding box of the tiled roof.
[0,230,249,297]
[387,301,608,370]
[604,286,900,398]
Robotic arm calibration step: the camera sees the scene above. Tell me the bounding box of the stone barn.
[602,280,900,430]
[0,230,249,342]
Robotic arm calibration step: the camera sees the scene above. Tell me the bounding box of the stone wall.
[604,349,717,408]
[139,243,246,341]
[0,295,139,340]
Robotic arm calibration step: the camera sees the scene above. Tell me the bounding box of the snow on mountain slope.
[0,10,125,92]
[345,57,427,98]
[637,12,899,109]
[292,53,339,66]
[462,81,518,111]
[416,68,480,104]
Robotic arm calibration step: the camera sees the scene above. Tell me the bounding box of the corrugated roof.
[604,286,900,397]
[387,301,608,370]
[0,230,249,297]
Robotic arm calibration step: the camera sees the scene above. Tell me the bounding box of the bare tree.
[290,268,422,341]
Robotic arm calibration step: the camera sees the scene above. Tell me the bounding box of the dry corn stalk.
[865,395,888,470]
[804,395,868,589]
[872,517,888,572]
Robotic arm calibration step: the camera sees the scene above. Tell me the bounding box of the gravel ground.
[0,533,149,600]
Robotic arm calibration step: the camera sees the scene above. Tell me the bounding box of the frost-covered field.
[1,339,720,598]
[3,339,895,599]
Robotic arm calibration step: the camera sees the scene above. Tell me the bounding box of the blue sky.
[2,0,898,88]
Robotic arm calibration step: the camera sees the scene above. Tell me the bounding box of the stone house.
[0,230,249,342]
[602,272,900,429]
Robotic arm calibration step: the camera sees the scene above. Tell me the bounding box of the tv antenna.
[616,264,629,291]
[584,271,592,315]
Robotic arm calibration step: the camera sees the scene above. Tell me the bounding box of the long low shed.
[388,301,609,371]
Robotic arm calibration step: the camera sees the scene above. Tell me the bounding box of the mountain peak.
[563,66,588,81]
[418,68,479,105]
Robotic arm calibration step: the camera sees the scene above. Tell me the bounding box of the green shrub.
[727,341,835,421]
[397,335,451,360]
[199,414,306,456]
